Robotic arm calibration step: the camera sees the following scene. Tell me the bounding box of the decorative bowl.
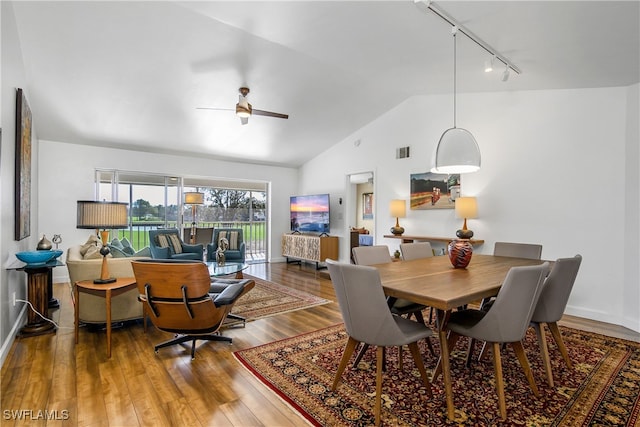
[15,251,56,265]
[50,250,64,260]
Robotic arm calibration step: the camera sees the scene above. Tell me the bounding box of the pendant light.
[431,27,481,174]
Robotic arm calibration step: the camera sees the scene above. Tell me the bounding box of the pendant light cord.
[453,28,457,129]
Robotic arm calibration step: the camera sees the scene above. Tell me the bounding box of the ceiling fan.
[197,87,289,125]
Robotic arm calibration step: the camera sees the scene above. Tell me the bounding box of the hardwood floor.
[2,261,638,426]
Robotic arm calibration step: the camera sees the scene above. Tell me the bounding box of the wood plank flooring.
[1,261,638,426]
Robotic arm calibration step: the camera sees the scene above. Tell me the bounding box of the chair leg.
[491,342,507,421]
[375,346,384,427]
[478,340,489,362]
[532,322,554,387]
[466,338,477,367]
[398,345,404,370]
[511,341,540,398]
[332,337,360,391]
[548,322,573,369]
[353,343,369,367]
[408,342,433,398]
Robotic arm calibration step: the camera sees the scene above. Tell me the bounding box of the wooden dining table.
[374,254,547,421]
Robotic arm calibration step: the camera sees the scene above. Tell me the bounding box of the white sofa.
[66,245,148,324]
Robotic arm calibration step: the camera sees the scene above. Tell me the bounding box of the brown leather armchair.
[132,259,252,359]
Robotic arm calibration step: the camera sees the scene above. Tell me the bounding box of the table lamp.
[76,201,129,284]
[389,199,406,236]
[455,197,478,239]
[184,192,205,244]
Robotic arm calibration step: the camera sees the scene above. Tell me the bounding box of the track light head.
[484,55,495,73]
[501,65,510,82]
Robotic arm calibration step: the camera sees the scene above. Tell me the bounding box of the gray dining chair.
[326,260,433,427]
[399,242,436,324]
[351,245,435,363]
[470,241,545,362]
[399,242,434,260]
[437,262,550,420]
[530,254,582,387]
[493,241,543,259]
[352,245,427,322]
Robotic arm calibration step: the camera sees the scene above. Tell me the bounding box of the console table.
[282,234,339,269]
[383,234,484,252]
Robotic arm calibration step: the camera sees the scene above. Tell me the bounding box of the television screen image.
[290,194,330,233]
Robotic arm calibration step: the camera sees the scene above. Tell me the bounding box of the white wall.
[299,85,639,332]
[624,83,640,332]
[38,140,299,284]
[0,2,42,365]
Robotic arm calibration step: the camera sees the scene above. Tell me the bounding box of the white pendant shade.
[431,127,481,174]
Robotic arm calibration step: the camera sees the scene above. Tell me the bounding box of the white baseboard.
[0,305,27,368]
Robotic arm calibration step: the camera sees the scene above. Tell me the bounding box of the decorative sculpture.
[216,237,229,266]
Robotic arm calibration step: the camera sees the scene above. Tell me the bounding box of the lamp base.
[93,277,117,284]
[456,229,474,239]
[390,226,405,236]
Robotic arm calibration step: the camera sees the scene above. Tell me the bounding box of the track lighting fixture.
[502,64,510,82]
[414,0,520,77]
[484,56,495,73]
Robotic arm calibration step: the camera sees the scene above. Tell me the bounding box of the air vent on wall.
[396,146,411,159]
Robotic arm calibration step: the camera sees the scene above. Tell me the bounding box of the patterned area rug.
[234,323,640,426]
[230,276,330,321]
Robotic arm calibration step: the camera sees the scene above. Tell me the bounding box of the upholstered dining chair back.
[400,242,434,261]
[529,255,582,387]
[493,242,542,259]
[532,255,582,324]
[351,245,391,266]
[326,259,434,426]
[327,260,409,346]
[463,262,550,343]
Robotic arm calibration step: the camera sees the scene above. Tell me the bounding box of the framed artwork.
[362,192,373,219]
[15,88,32,241]
[410,172,460,210]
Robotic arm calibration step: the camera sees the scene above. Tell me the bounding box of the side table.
[6,259,63,337]
[74,277,137,358]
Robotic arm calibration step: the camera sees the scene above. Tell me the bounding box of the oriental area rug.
[229,276,330,321]
[234,324,640,426]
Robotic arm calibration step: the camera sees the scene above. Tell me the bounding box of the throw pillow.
[120,237,135,255]
[218,230,239,250]
[83,245,103,260]
[155,233,183,254]
[109,245,128,258]
[80,234,101,256]
[110,238,125,250]
[167,234,183,254]
[134,247,151,257]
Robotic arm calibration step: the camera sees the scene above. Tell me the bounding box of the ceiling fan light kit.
[198,86,288,125]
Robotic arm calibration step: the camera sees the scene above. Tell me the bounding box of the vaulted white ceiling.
[10,1,640,167]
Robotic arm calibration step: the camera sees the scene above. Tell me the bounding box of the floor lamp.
[76,201,129,284]
[184,192,204,244]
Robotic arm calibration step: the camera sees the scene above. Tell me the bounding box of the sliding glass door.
[96,170,267,263]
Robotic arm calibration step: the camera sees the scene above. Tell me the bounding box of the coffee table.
[206,261,248,279]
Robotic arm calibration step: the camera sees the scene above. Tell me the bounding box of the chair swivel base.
[223,313,247,328]
[154,333,232,359]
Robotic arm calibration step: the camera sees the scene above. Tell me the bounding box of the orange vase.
[448,239,473,269]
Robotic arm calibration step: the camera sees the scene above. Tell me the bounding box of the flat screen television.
[290,194,330,234]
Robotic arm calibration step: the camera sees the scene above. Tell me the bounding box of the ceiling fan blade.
[252,109,289,119]
[240,117,249,125]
